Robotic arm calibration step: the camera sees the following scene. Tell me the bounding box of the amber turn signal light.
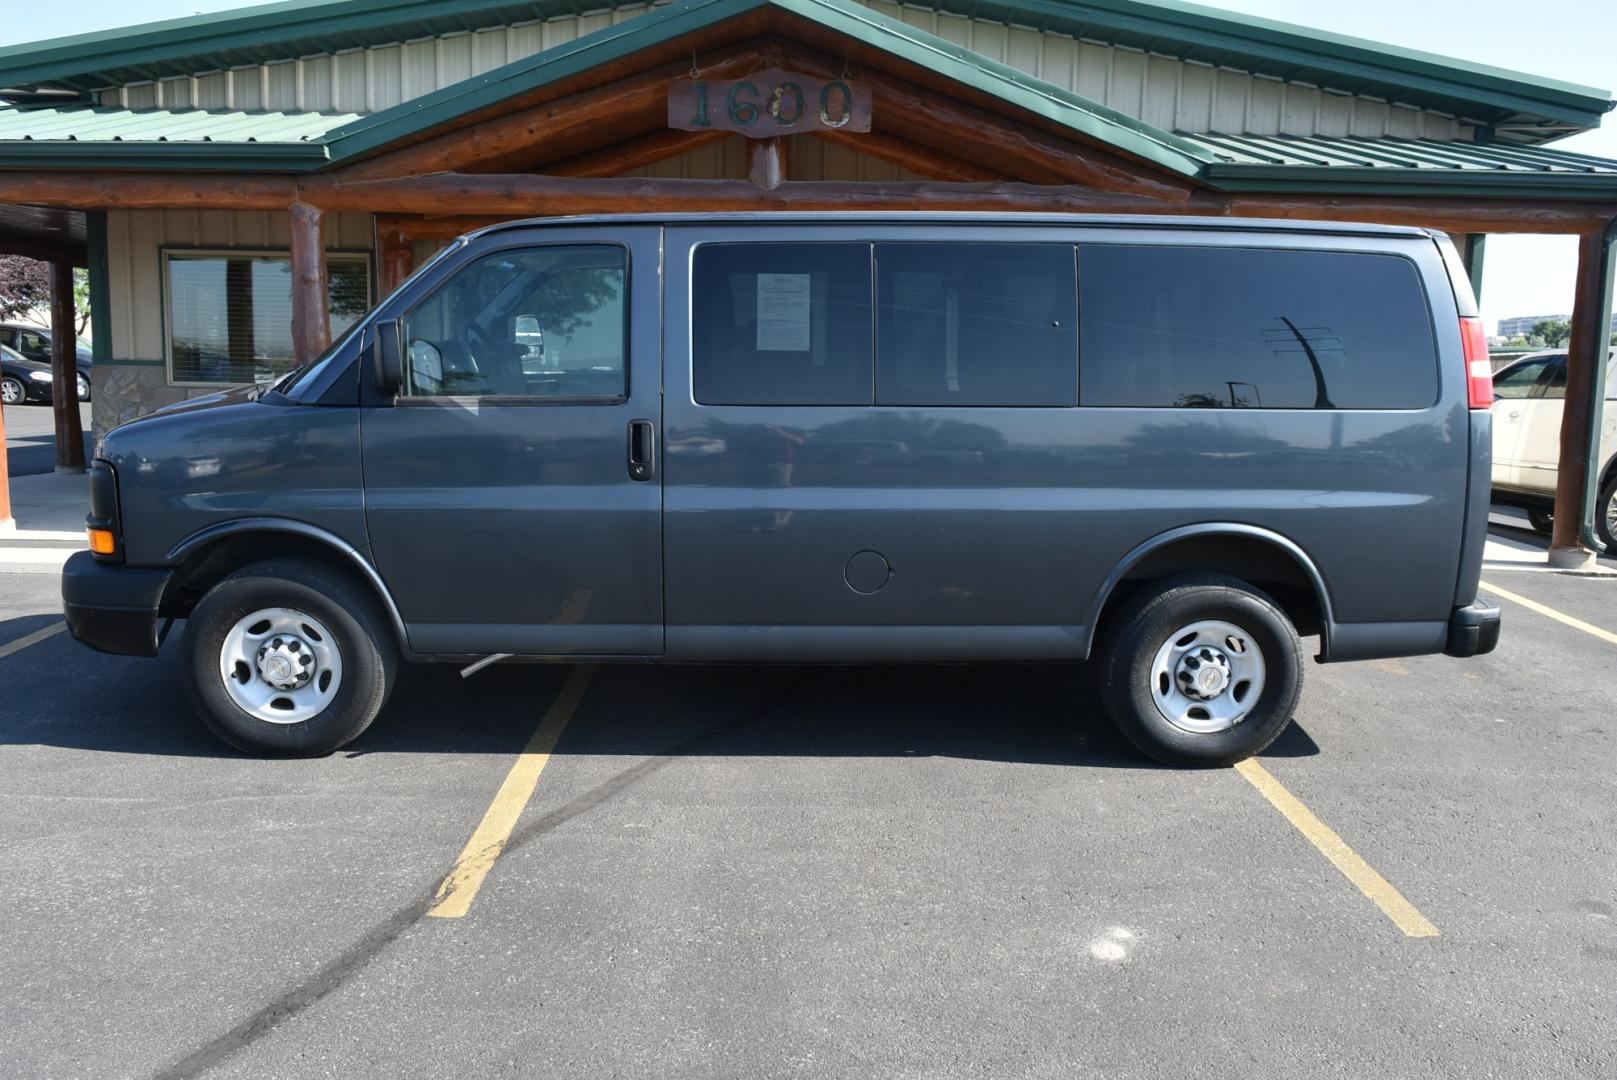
[88,528,117,555]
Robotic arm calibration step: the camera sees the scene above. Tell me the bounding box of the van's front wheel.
[1097,575,1302,767]
[182,559,397,756]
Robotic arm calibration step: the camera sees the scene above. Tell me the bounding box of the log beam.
[1,171,1614,235]
[289,201,330,364]
[49,261,85,473]
[542,127,730,178]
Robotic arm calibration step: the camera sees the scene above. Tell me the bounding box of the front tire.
[1,376,25,406]
[182,559,398,756]
[1097,575,1303,767]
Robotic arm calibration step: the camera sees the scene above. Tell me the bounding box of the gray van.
[60,213,1501,766]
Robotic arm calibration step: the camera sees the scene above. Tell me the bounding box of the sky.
[4,0,1615,335]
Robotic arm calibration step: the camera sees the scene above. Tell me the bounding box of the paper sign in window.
[756,273,812,351]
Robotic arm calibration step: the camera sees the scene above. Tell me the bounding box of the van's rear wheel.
[182,559,397,756]
[1097,575,1303,767]
[1527,507,1555,535]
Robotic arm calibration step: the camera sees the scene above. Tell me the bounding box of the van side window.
[692,243,873,405]
[1078,245,1438,409]
[402,245,626,400]
[875,243,1077,406]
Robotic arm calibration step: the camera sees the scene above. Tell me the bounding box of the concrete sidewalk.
[0,470,89,575]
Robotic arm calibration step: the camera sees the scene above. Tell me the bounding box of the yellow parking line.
[0,622,65,660]
[1480,580,1617,646]
[427,664,596,919]
[1235,759,1439,938]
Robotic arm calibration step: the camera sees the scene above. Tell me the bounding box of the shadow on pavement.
[2,616,1320,766]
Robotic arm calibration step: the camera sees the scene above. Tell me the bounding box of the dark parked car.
[1,343,88,405]
[62,213,1500,765]
[0,321,94,372]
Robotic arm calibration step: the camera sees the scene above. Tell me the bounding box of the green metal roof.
[0,105,355,169]
[0,0,1608,142]
[315,0,1216,177]
[1187,133,1617,198]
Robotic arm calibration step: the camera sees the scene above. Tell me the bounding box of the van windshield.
[266,320,366,402]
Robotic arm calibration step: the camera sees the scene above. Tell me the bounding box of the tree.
[0,255,51,321]
[1533,318,1571,348]
[0,256,91,336]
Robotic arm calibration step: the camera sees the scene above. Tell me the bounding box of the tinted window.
[693,243,872,405]
[1078,245,1438,409]
[403,245,626,399]
[1540,358,1567,399]
[875,243,1077,406]
[1492,357,1552,400]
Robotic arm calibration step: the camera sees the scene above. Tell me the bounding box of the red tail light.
[1459,316,1493,408]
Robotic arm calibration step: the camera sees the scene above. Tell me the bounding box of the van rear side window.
[1078,245,1438,409]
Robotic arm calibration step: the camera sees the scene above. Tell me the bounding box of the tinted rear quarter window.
[1078,245,1438,409]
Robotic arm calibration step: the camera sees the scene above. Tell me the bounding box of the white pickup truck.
[1490,350,1617,547]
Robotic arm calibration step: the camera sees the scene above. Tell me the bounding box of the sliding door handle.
[627,419,655,481]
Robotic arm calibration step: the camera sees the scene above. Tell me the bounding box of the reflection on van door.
[360,227,663,656]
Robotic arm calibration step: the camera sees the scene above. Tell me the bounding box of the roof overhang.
[0,0,1609,142]
[0,0,1614,206]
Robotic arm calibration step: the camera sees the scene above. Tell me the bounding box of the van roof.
[469,212,1436,242]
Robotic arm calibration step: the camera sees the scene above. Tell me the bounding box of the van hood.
[116,384,258,427]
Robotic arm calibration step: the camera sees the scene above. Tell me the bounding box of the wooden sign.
[669,68,872,138]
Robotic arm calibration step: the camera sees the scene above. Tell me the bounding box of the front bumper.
[1444,597,1501,658]
[60,550,172,657]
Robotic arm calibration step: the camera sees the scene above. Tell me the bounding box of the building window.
[165,250,372,385]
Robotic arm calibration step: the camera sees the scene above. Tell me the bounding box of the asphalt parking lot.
[2,400,94,477]
[2,554,1614,1079]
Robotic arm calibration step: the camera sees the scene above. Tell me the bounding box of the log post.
[50,262,85,473]
[379,226,415,296]
[289,201,330,365]
[749,137,788,190]
[1548,225,1614,565]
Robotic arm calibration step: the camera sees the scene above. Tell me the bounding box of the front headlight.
[28,370,52,383]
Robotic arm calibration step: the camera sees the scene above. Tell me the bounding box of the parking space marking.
[1480,580,1617,646]
[1235,759,1439,939]
[0,621,64,660]
[427,664,597,919]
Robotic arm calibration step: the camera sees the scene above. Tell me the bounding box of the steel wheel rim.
[1,379,21,404]
[1149,619,1267,735]
[218,607,342,724]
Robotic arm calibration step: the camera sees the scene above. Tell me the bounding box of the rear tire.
[182,559,398,756]
[1097,574,1303,767]
[1527,507,1555,535]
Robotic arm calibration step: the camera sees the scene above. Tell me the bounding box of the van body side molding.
[165,517,412,657]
